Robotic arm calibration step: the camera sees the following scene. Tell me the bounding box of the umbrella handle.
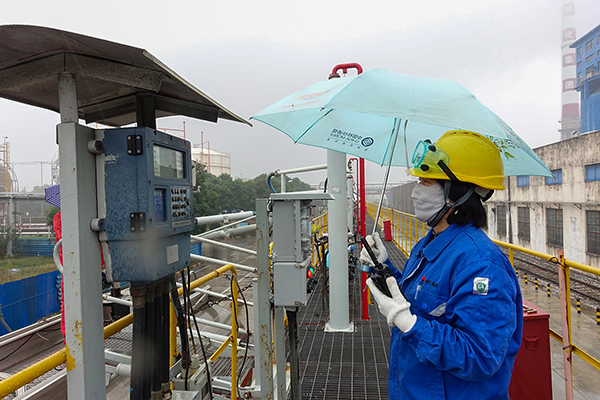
[329,63,363,79]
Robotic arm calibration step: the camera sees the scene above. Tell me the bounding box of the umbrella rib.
[293,108,334,144]
[380,118,400,166]
[373,118,401,235]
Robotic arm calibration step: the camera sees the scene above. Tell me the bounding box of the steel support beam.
[255,199,273,398]
[326,150,351,331]
[58,72,106,399]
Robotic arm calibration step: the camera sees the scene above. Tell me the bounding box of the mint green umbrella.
[252,68,552,178]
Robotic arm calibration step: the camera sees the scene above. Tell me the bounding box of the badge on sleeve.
[473,277,489,295]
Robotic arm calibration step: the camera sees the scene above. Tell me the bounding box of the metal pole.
[557,250,574,400]
[326,150,351,331]
[6,197,13,257]
[274,307,286,400]
[359,158,369,320]
[192,236,257,256]
[372,119,401,236]
[255,199,273,398]
[281,173,286,193]
[287,308,301,400]
[58,72,106,400]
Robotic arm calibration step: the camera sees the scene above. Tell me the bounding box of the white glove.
[359,232,388,266]
[367,277,417,333]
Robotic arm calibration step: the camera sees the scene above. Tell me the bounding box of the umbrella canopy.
[252,69,552,177]
[44,183,61,209]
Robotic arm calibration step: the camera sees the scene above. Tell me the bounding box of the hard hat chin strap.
[426,169,475,228]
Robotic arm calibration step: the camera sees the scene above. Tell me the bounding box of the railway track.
[507,250,600,317]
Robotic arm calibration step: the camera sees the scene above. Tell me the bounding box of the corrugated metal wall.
[0,270,61,335]
[390,181,417,214]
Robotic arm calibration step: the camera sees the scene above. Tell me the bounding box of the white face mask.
[411,182,448,225]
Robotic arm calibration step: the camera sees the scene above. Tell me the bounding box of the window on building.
[598,34,600,45]
[585,39,594,51]
[586,54,595,63]
[546,208,563,247]
[546,169,562,185]
[597,50,600,57]
[578,61,582,68]
[497,205,507,236]
[517,207,530,240]
[578,47,582,57]
[578,72,582,84]
[585,163,600,182]
[517,176,529,187]
[587,210,600,255]
[586,65,596,79]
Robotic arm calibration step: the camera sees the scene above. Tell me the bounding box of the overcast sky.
[1,0,599,191]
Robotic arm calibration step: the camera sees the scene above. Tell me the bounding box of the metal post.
[6,197,13,257]
[58,72,106,400]
[281,173,286,193]
[274,307,286,400]
[287,308,301,400]
[255,199,273,398]
[326,150,351,331]
[557,251,574,400]
[359,158,369,320]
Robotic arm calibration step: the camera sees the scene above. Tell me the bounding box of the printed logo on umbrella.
[361,137,374,147]
[327,128,374,150]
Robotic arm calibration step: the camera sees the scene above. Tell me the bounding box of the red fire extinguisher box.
[509,299,552,400]
[383,220,392,242]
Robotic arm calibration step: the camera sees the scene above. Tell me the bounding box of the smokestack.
[560,0,580,140]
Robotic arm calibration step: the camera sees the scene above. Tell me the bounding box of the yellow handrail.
[311,212,329,268]
[0,264,240,398]
[366,202,427,257]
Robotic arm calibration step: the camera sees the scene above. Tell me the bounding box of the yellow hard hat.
[409,130,505,190]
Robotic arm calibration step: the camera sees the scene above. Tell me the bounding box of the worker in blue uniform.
[361,130,523,400]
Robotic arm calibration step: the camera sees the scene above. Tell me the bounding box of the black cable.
[187,266,214,399]
[183,270,197,355]
[0,322,62,363]
[0,333,34,362]
[170,274,190,390]
[232,274,250,394]
[180,271,192,391]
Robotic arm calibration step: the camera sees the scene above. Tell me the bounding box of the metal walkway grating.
[293,221,408,400]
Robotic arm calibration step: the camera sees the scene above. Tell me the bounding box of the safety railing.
[368,203,600,399]
[311,212,329,268]
[0,264,240,399]
[366,202,427,257]
[491,241,600,382]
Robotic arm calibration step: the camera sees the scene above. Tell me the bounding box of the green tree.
[192,165,313,219]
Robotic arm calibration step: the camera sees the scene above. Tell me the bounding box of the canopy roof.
[0,25,250,127]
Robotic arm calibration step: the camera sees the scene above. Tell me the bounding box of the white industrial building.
[486,130,600,269]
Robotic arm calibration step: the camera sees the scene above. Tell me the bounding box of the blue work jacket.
[386,222,523,400]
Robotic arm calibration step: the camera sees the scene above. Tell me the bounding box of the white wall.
[485,130,600,268]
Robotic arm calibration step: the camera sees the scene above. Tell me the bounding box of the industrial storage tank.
[191,147,231,176]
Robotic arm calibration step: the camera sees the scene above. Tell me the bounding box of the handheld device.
[360,237,393,297]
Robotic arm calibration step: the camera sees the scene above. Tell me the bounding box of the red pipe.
[329,63,364,79]
[359,157,369,320]
[348,158,360,237]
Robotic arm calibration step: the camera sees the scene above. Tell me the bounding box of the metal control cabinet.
[271,191,333,307]
[95,127,195,283]
[508,299,552,400]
